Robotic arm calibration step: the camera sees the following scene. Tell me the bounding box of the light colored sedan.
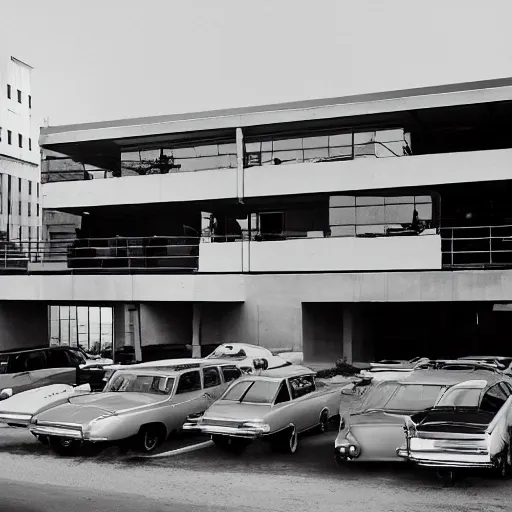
[183,365,342,454]
[29,362,243,455]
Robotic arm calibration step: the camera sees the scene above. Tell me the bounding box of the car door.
[201,366,224,403]
[170,370,208,429]
[288,375,320,431]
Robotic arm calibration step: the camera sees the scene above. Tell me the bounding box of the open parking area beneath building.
[0,425,511,512]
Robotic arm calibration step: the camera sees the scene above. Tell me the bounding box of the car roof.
[241,365,315,381]
[396,369,503,387]
[114,360,239,376]
[459,356,512,361]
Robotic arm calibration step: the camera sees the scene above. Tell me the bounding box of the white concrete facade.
[0,54,41,242]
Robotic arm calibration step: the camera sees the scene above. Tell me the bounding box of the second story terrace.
[40,77,512,210]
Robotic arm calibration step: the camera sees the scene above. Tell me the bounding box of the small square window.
[18,134,23,148]
[7,130,12,145]
[7,85,11,99]
[29,138,32,151]
[28,95,32,109]
[17,90,22,103]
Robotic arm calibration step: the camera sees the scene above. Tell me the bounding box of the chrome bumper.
[0,413,32,427]
[183,422,264,439]
[29,424,83,440]
[397,448,494,469]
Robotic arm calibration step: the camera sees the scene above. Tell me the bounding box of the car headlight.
[0,388,13,401]
[240,421,270,433]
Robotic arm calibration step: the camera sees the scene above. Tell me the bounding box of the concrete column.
[113,303,142,358]
[236,127,244,202]
[342,306,354,364]
[192,303,202,358]
[0,302,48,351]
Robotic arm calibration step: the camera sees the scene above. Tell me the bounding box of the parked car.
[457,356,512,373]
[398,367,512,483]
[0,383,92,428]
[0,346,112,400]
[183,365,342,454]
[29,361,243,455]
[334,367,500,465]
[101,343,293,384]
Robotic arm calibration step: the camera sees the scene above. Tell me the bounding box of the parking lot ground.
[1,424,512,512]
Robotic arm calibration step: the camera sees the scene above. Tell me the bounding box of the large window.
[121,142,237,175]
[329,194,433,237]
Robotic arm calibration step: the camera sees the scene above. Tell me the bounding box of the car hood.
[203,402,271,421]
[417,409,495,434]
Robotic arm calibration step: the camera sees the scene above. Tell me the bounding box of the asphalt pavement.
[0,425,512,512]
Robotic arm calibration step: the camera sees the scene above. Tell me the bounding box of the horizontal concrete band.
[0,270,512,302]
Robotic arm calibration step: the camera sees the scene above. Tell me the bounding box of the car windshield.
[363,383,444,412]
[206,346,247,359]
[435,387,482,408]
[104,373,174,395]
[221,380,281,404]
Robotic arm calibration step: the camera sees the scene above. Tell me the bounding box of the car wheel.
[48,436,80,456]
[138,426,163,453]
[317,410,329,434]
[212,435,250,454]
[436,469,456,487]
[271,426,299,454]
[31,433,49,446]
[496,446,511,479]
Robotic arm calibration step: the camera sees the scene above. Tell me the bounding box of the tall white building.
[0,55,41,244]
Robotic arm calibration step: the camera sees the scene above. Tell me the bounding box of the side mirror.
[0,388,13,401]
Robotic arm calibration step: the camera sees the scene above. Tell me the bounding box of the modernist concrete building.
[3,77,512,363]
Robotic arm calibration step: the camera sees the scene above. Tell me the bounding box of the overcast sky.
[1,0,511,126]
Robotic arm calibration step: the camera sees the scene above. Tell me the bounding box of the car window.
[221,365,242,383]
[105,373,174,395]
[274,382,291,404]
[481,384,508,413]
[499,382,512,397]
[48,350,71,368]
[176,370,202,394]
[23,351,47,372]
[203,367,221,388]
[221,380,281,404]
[67,350,87,366]
[382,384,444,412]
[289,375,316,399]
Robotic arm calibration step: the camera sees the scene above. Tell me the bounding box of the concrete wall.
[244,149,512,199]
[199,235,441,273]
[43,167,238,210]
[0,302,48,351]
[139,303,192,346]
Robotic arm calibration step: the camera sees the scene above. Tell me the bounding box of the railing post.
[450,227,454,267]
[489,226,493,265]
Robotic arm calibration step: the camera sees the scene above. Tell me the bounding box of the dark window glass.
[36,203,40,216]
[18,178,21,193]
[275,382,291,404]
[481,384,508,413]
[289,375,316,399]
[48,349,71,368]
[7,84,11,99]
[29,138,32,151]
[23,351,47,371]
[176,370,202,394]
[28,95,32,109]
[28,181,32,195]
[28,202,31,217]
[499,382,512,397]
[203,367,221,388]
[18,134,22,148]
[383,384,444,411]
[7,130,12,145]
[17,90,22,103]
[221,365,242,383]
[18,200,22,215]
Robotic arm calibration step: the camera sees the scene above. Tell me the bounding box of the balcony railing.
[441,225,512,268]
[0,236,200,273]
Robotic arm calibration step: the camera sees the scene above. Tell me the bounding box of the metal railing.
[440,225,512,268]
[0,236,200,273]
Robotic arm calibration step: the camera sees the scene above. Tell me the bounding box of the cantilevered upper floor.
[40,77,512,210]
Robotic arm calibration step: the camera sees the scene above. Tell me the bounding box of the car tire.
[137,425,164,453]
[31,433,49,446]
[48,436,80,456]
[496,446,512,479]
[317,410,330,434]
[271,426,299,454]
[436,469,456,487]
[212,435,250,454]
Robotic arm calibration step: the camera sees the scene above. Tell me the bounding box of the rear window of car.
[381,384,444,412]
[221,380,281,404]
[435,387,483,408]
